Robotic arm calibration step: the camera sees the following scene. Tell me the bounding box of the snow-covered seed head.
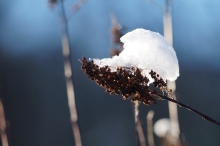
[80,29,179,104]
[92,28,179,83]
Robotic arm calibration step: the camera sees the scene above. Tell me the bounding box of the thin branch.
[154,93,220,126]
[58,1,82,146]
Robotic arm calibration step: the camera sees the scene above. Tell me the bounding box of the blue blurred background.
[0,0,220,146]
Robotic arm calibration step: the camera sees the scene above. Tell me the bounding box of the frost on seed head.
[92,28,179,83]
[80,28,179,105]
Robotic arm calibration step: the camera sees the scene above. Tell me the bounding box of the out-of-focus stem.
[134,101,139,123]
[58,1,82,146]
[0,86,9,146]
[163,0,173,45]
[110,13,122,31]
[134,101,146,146]
[167,81,180,144]
[146,110,154,146]
[164,0,180,144]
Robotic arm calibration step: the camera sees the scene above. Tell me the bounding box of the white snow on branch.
[91,28,179,83]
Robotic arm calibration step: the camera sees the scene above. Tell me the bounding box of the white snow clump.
[91,28,179,84]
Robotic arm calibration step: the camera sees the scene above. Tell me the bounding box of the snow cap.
[92,28,179,83]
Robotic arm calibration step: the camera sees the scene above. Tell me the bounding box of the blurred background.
[0,0,220,146]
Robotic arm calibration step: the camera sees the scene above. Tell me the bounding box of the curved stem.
[154,93,220,126]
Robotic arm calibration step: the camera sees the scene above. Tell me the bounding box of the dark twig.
[154,93,220,126]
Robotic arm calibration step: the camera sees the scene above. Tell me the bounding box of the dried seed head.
[80,57,170,105]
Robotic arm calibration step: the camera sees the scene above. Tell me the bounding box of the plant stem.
[146,110,155,146]
[134,101,146,146]
[164,0,181,141]
[0,86,9,146]
[58,1,82,145]
[154,93,220,126]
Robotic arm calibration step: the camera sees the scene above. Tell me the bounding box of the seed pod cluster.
[80,57,169,105]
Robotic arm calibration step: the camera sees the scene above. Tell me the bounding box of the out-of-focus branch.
[134,101,146,146]
[49,0,86,19]
[110,13,122,32]
[0,86,9,146]
[153,93,220,126]
[167,81,180,144]
[110,13,123,56]
[147,110,155,146]
[163,0,181,144]
[0,100,8,146]
[58,1,82,146]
